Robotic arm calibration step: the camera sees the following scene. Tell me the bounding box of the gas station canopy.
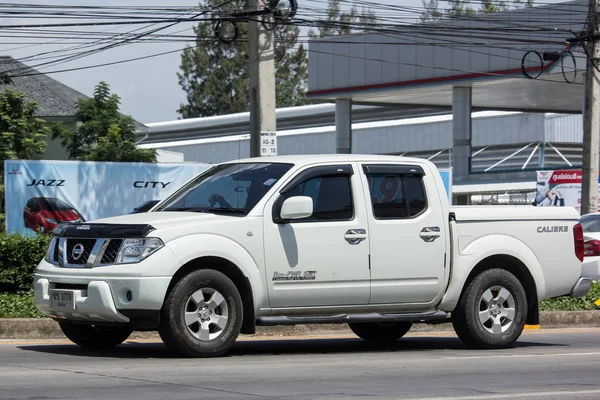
[307,0,588,113]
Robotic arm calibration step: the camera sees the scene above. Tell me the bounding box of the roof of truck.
[231,154,429,165]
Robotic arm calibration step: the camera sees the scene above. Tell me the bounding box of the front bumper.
[34,274,171,324]
[570,277,593,298]
[34,245,181,325]
[34,275,171,325]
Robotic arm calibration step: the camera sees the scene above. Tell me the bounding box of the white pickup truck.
[34,155,591,357]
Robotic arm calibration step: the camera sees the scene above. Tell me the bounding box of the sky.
[0,0,430,125]
[0,0,570,125]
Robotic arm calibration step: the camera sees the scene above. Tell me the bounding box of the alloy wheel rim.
[478,285,516,334]
[184,287,229,341]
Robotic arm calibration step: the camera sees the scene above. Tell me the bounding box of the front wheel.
[57,320,132,349]
[159,269,243,358]
[348,321,412,342]
[452,268,528,349]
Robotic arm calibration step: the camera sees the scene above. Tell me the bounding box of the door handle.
[419,226,441,242]
[345,229,367,245]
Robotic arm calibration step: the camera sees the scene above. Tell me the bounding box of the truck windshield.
[156,162,293,215]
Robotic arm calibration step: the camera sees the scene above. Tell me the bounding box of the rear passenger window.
[365,172,427,219]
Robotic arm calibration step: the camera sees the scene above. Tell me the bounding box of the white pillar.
[452,86,472,205]
[335,99,352,154]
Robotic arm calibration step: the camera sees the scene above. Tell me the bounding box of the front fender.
[438,234,545,311]
[166,234,266,314]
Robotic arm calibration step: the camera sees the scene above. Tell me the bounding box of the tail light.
[584,239,600,257]
[574,223,585,262]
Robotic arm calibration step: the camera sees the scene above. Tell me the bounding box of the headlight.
[46,218,57,224]
[116,238,164,264]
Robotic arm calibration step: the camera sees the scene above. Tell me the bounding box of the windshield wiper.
[200,207,247,214]
[162,207,201,212]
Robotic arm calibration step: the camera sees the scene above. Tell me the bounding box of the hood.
[88,211,236,231]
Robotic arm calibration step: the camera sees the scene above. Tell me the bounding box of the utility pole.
[248,2,277,157]
[581,0,600,215]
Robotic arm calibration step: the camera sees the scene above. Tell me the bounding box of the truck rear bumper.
[570,277,592,298]
[582,256,600,279]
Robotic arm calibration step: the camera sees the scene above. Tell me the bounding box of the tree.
[421,0,533,22]
[177,0,308,118]
[53,81,156,163]
[0,88,53,221]
[0,88,50,181]
[308,0,376,38]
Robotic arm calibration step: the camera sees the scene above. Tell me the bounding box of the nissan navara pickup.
[34,155,591,357]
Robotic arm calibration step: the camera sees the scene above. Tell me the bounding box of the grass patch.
[0,291,46,318]
[539,280,600,311]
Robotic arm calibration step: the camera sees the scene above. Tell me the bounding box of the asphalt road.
[1,329,600,400]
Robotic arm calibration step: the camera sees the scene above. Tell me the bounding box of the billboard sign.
[4,160,210,235]
[536,169,600,213]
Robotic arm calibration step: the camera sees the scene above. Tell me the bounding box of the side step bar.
[256,311,448,326]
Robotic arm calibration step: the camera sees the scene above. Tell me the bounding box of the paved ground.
[1,329,600,400]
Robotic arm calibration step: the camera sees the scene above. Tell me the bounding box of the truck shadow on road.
[16,336,562,359]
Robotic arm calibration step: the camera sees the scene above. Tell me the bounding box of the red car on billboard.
[23,197,85,233]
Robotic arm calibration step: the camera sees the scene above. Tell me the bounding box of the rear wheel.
[348,321,412,342]
[452,268,527,349]
[159,269,243,358]
[58,320,132,349]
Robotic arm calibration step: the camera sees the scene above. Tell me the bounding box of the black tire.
[348,321,412,342]
[57,320,132,349]
[159,269,243,358]
[452,268,528,349]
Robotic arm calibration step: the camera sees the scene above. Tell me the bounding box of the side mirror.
[279,196,313,221]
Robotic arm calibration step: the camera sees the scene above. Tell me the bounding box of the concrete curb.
[2,311,600,339]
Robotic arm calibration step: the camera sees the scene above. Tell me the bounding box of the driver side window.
[283,174,354,222]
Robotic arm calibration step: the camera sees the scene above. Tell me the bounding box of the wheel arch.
[165,256,257,334]
[459,254,539,325]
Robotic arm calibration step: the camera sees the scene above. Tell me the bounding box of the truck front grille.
[66,239,96,264]
[100,239,123,264]
[52,239,60,262]
[50,238,124,267]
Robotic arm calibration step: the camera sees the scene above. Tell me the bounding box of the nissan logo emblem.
[71,244,85,261]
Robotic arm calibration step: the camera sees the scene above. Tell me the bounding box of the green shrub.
[540,280,600,311]
[0,291,45,318]
[0,231,50,293]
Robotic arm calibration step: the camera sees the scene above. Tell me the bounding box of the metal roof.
[0,56,148,131]
[0,56,89,119]
[139,103,518,144]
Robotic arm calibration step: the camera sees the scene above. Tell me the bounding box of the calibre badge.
[272,271,317,281]
[537,225,568,233]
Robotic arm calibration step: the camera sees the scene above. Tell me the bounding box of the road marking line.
[404,389,600,400]
[524,324,540,330]
[443,351,600,360]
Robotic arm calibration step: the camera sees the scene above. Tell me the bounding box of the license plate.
[49,290,76,310]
